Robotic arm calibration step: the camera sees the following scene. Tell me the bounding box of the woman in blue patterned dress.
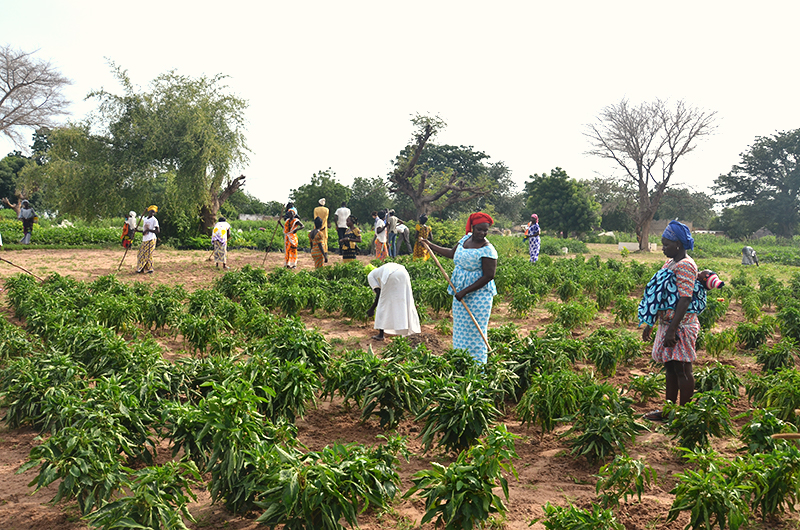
[420,212,497,364]
[525,213,540,263]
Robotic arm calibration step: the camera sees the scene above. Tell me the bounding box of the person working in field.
[366,262,421,341]
[17,200,36,245]
[313,198,330,253]
[421,212,497,364]
[395,221,413,255]
[279,209,304,269]
[372,210,389,260]
[340,215,361,263]
[136,205,160,273]
[211,217,232,270]
[413,215,432,260]
[309,216,328,269]
[638,220,699,422]
[121,211,137,249]
[333,201,351,254]
[524,213,541,263]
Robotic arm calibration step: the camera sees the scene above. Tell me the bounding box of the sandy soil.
[0,245,793,529]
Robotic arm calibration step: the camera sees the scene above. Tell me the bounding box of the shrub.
[625,373,666,403]
[536,502,623,530]
[756,339,798,373]
[516,370,586,436]
[739,408,798,454]
[595,455,657,509]
[694,361,741,397]
[667,391,735,450]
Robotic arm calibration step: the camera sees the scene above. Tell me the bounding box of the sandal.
[643,410,664,422]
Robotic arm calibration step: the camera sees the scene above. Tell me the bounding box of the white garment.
[334,207,351,228]
[374,218,387,243]
[367,263,421,337]
[142,216,160,242]
[396,224,408,235]
[212,221,231,243]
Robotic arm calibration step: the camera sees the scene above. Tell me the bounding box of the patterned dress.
[136,215,159,273]
[449,234,498,364]
[211,220,231,266]
[525,222,540,263]
[649,256,700,363]
[374,218,389,261]
[310,229,325,268]
[413,224,432,260]
[342,226,361,262]
[284,218,300,268]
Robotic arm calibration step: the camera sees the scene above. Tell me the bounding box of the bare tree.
[0,45,71,147]
[389,114,492,216]
[585,98,716,250]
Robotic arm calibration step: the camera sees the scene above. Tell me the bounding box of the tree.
[23,64,250,235]
[0,151,33,203]
[654,187,716,228]
[524,168,601,237]
[289,169,350,221]
[585,98,716,250]
[0,45,72,147]
[585,177,637,233]
[388,115,497,217]
[714,129,800,239]
[349,176,390,224]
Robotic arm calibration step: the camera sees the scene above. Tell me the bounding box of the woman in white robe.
[366,263,421,341]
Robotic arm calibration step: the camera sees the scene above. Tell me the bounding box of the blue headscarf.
[662,220,694,251]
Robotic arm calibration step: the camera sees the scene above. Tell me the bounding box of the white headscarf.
[319,198,326,206]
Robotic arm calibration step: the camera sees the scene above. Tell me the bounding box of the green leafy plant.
[702,328,737,359]
[595,455,657,509]
[82,461,201,530]
[736,319,774,351]
[756,338,798,373]
[417,373,500,454]
[694,361,741,397]
[698,297,729,331]
[666,391,735,450]
[404,425,519,530]
[777,305,800,341]
[741,293,763,323]
[740,443,800,520]
[516,369,586,436]
[745,368,800,421]
[612,296,638,325]
[739,408,798,454]
[625,373,665,403]
[358,353,425,429]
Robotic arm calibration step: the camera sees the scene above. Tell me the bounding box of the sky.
[2,1,799,206]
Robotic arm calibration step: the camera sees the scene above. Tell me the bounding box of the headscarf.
[466,212,494,234]
[531,214,539,223]
[662,220,693,251]
[319,198,326,206]
[147,205,158,213]
[128,211,137,219]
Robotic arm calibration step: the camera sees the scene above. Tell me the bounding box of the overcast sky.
[2,1,799,206]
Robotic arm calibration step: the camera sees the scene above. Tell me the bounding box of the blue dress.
[448,234,498,364]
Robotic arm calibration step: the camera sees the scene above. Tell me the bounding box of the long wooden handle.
[118,215,143,271]
[0,257,45,282]
[262,222,281,266]
[421,240,490,352]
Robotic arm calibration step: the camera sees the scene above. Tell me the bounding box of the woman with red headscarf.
[524,214,540,263]
[420,212,497,364]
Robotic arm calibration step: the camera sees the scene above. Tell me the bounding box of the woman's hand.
[454,290,466,302]
[663,328,678,348]
[642,326,652,342]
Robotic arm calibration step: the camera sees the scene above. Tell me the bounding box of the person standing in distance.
[313,198,330,253]
[137,205,160,273]
[334,201,351,254]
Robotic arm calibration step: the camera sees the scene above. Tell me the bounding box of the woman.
[279,209,304,268]
[413,215,432,260]
[373,210,388,260]
[121,211,137,249]
[525,214,541,263]
[17,200,36,245]
[366,262,421,341]
[313,198,330,253]
[421,212,497,364]
[211,216,232,270]
[639,220,699,421]
[340,215,361,263]
[136,205,160,273]
[309,216,328,269]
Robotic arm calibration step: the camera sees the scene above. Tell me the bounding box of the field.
[0,243,799,530]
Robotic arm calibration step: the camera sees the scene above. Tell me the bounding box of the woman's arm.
[292,220,304,233]
[454,257,497,301]
[367,287,381,317]
[421,239,457,260]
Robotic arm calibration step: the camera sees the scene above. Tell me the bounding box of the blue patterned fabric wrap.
[638,269,707,327]
[449,234,498,364]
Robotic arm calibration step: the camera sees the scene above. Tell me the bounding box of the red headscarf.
[465,212,494,234]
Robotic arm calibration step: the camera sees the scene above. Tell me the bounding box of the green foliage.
[417,373,500,454]
[694,361,741,397]
[508,284,538,317]
[82,461,201,530]
[666,391,735,450]
[524,167,601,237]
[778,304,800,341]
[585,328,642,377]
[739,408,797,454]
[404,425,519,530]
[736,319,774,351]
[595,455,657,509]
[256,441,402,530]
[357,351,425,430]
[625,373,665,403]
[698,297,729,331]
[703,328,737,359]
[516,369,587,435]
[536,502,623,530]
[756,338,798,373]
[668,451,750,530]
[740,443,800,519]
[546,299,597,330]
[745,368,800,421]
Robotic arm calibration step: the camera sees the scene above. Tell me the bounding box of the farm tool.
[0,257,45,282]
[262,221,281,267]
[117,213,143,271]
[421,239,491,352]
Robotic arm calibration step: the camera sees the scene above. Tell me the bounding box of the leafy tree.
[289,169,350,221]
[586,178,637,233]
[221,190,279,218]
[708,206,760,240]
[524,168,601,237]
[714,129,800,239]
[388,114,498,217]
[0,46,72,147]
[654,187,716,228]
[586,98,716,250]
[349,175,390,223]
[0,151,33,203]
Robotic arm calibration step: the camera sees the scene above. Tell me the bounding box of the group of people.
[122,206,161,273]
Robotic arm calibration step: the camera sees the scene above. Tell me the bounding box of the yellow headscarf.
[147,205,158,213]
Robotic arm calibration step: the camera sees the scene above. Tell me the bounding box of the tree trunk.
[199,175,246,234]
[637,216,652,251]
